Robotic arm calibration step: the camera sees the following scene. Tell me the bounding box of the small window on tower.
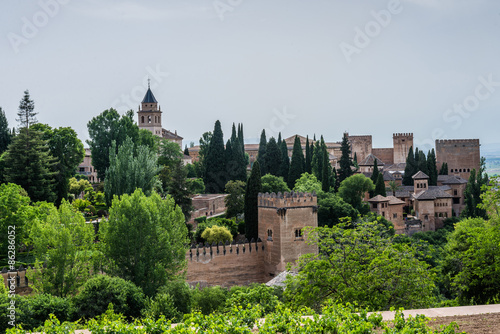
[148,116,152,123]
[294,229,303,240]
[141,116,144,123]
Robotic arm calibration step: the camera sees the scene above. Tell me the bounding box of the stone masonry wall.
[435,139,480,180]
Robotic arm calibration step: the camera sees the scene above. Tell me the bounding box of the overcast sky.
[1,0,499,150]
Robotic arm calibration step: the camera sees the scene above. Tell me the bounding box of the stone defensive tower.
[347,134,372,163]
[137,82,163,136]
[258,192,318,278]
[393,133,413,164]
[435,139,480,180]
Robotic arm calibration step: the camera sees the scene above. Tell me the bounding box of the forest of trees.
[0,90,498,332]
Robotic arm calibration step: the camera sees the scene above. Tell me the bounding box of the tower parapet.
[435,139,480,180]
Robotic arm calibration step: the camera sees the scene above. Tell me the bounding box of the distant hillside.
[483,143,500,176]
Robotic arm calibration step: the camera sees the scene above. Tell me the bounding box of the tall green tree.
[417,150,428,176]
[439,162,449,175]
[104,137,160,206]
[287,136,305,189]
[338,174,374,213]
[0,108,10,154]
[261,174,290,194]
[196,131,212,178]
[305,136,312,174]
[3,128,57,202]
[231,130,247,182]
[279,140,289,183]
[101,189,188,297]
[32,124,85,205]
[158,139,183,168]
[294,173,321,194]
[427,149,438,186]
[257,130,267,175]
[321,148,332,193]
[462,158,488,219]
[317,193,358,227]
[286,221,436,310]
[166,160,193,221]
[87,109,139,180]
[224,180,246,218]
[374,173,387,197]
[338,133,353,184]
[16,90,37,129]
[265,137,281,176]
[237,123,244,153]
[30,201,95,297]
[403,146,416,186]
[311,140,323,181]
[244,161,262,240]
[204,120,226,193]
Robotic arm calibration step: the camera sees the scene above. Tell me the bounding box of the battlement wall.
[186,240,266,287]
[348,135,372,163]
[258,192,317,209]
[393,133,413,138]
[436,139,480,146]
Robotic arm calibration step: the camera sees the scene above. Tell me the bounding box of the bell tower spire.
[137,83,162,136]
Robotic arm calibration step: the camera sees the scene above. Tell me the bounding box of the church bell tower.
[137,80,163,136]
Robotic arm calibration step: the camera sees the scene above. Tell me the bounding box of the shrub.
[226,284,281,314]
[201,225,233,244]
[142,293,181,322]
[18,294,75,330]
[157,279,192,315]
[192,285,228,315]
[72,275,146,320]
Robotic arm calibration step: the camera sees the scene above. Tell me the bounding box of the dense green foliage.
[403,146,416,186]
[100,189,188,296]
[0,107,10,154]
[338,133,353,183]
[462,158,488,219]
[87,109,139,180]
[224,180,245,218]
[104,136,160,205]
[317,192,358,227]
[278,139,290,182]
[73,275,146,320]
[286,221,436,311]
[201,225,233,244]
[338,174,374,214]
[244,161,262,240]
[293,172,321,193]
[265,137,281,176]
[2,128,57,202]
[261,174,290,194]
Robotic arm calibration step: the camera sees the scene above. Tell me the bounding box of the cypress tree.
[277,132,282,147]
[332,167,340,192]
[354,152,358,165]
[244,161,262,240]
[403,146,416,186]
[370,159,379,197]
[266,137,281,176]
[239,123,245,153]
[321,147,331,193]
[311,141,323,181]
[225,139,233,175]
[305,136,312,174]
[257,130,267,175]
[230,123,237,144]
[184,145,189,156]
[279,140,289,183]
[374,173,387,197]
[417,150,428,176]
[439,162,449,175]
[232,133,247,182]
[427,149,438,186]
[204,120,226,193]
[338,133,353,184]
[288,136,305,189]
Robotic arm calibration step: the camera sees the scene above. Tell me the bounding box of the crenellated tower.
[393,133,413,164]
[258,191,318,278]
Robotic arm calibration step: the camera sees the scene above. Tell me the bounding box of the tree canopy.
[338,174,374,213]
[101,189,188,296]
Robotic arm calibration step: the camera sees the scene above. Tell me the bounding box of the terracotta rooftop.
[359,153,385,166]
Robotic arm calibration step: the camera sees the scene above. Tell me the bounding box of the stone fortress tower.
[258,192,318,278]
[435,139,480,180]
[393,133,413,164]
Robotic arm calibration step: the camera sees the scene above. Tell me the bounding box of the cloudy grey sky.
[1,0,499,150]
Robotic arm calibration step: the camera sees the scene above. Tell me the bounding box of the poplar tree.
[257,130,267,175]
[305,136,312,174]
[244,161,262,240]
[338,133,353,184]
[427,149,438,186]
[265,137,281,176]
[204,120,226,193]
[279,140,289,183]
[288,136,305,189]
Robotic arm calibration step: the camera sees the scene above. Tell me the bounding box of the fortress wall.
[435,139,480,180]
[186,241,266,287]
[348,135,372,163]
[372,148,394,165]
